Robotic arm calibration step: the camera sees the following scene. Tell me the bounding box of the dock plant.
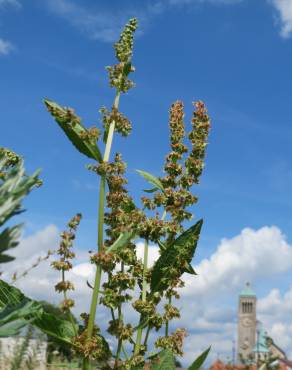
[0,18,212,370]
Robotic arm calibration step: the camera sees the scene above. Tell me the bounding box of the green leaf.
[44,99,102,162]
[0,224,22,253]
[107,231,136,253]
[0,159,40,228]
[188,346,211,370]
[0,300,41,337]
[0,224,23,264]
[183,261,197,275]
[143,187,159,193]
[150,219,203,293]
[123,62,132,77]
[0,280,77,344]
[131,349,176,370]
[0,318,29,337]
[0,279,25,307]
[34,311,78,344]
[148,349,176,370]
[136,170,164,193]
[0,254,15,263]
[157,240,166,251]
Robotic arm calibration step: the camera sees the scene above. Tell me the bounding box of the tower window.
[242,302,253,313]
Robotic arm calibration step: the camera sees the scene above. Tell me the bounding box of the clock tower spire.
[237,282,257,362]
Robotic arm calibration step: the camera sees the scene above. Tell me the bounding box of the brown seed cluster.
[73,328,111,361]
[45,103,81,126]
[51,213,81,312]
[45,102,101,146]
[155,328,187,357]
[100,106,132,137]
[185,101,211,185]
[139,100,211,244]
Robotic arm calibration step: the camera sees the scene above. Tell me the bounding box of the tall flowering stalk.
[0,17,212,370]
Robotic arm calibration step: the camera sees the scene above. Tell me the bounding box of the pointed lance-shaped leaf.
[34,311,78,344]
[44,99,102,162]
[131,349,176,370]
[143,187,159,193]
[0,159,40,227]
[0,224,23,264]
[0,280,78,344]
[0,279,25,307]
[0,300,41,337]
[188,346,211,370]
[150,219,203,293]
[136,170,164,193]
[106,231,136,254]
[0,254,15,263]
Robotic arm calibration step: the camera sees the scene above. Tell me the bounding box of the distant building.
[237,282,257,361]
[237,282,287,365]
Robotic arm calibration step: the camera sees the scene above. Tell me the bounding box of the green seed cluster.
[0,147,21,168]
[114,18,138,63]
[106,18,138,93]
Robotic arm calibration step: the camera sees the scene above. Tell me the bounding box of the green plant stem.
[143,325,151,348]
[161,209,167,221]
[165,296,171,337]
[62,270,77,336]
[114,263,124,369]
[133,239,149,355]
[165,318,169,337]
[83,92,121,370]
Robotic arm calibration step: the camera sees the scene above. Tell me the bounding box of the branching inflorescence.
[16,17,212,370]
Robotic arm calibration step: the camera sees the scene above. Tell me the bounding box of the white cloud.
[45,0,137,42]
[270,0,292,38]
[0,0,21,55]
[0,38,14,55]
[45,0,243,42]
[0,0,21,9]
[179,225,292,363]
[257,286,292,358]
[180,226,292,303]
[3,224,292,365]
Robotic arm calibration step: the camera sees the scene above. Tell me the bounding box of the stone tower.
[237,282,257,362]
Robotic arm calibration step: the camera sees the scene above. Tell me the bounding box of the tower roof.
[240,282,256,297]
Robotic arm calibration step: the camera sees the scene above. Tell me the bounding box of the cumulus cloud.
[3,224,292,365]
[0,38,14,55]
[257,286,292,358]
[270,0,292,38]
[184,226,292,299]
[2,224,96,313]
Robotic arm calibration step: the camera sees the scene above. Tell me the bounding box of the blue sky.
[1,0,292,245]
[2,0,292,364]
